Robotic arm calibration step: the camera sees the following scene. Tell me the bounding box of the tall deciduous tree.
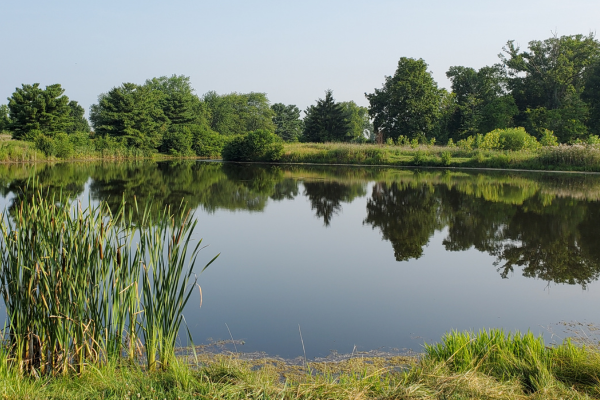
[340,101,373,142]
[203,91,275,136]
[501,33,600,142]
[446,65,517,139]
[271,103,303,142]
[90,83,167,150]
[366,57,442,141]
[303,90,350,142]
[7,83,72,139]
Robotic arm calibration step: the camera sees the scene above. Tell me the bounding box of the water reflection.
[1,161,600,287]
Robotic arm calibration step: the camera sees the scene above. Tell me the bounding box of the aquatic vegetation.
[0,183,217,375]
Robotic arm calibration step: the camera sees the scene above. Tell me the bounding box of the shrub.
[480,130,501,150]
[539,129,559,147]
[412,150,426,165]
[54,132,74,158]
[192,126,228,158]
[34,133,56,156]
[457,136,475,150]
[222,129,283,162]
[496,127,539,151]
[161,125,194,156]
[441,151,452,166]
[385,137,395,146]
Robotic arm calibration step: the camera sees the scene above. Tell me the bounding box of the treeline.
[2,33,600,159]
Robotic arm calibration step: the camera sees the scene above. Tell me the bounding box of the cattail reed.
[0,184,217,376]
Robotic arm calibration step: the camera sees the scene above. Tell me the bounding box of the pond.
[0,160,599,359]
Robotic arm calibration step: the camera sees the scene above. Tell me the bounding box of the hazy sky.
[1,0,599,116]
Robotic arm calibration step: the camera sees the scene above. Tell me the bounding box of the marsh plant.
[0,184,217,376]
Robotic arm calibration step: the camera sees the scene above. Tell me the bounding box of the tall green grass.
[424,329,600,394]
[0,184,217,376]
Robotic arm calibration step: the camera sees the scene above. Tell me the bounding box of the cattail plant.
[0,184,217,376]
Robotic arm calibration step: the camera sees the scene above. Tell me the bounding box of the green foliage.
[222,129,283,161]
[0,105,9,133]
[502,33,600,142]
[441,151,452,166]
[90,83,167,150]
[446,65,518,140]
[271,103,303,142]
[339,101,372,142]
[7,83,72,140]
[0,186,216,375]
[496,127,539,151]
[539,129,559,146]
[303,90,350,142]
[161,125,194,156]
[203,91,275,136]
[190,124,227,158]
[66,100,90,133]
[367,57,442,141]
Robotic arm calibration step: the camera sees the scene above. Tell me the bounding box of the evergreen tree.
[303,90,350,142]
[67,101,91,133]
[271,103,303,142]
[89,83,167,150]
[7,83,72,140]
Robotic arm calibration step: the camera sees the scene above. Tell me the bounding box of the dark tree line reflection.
[1,161,600,287]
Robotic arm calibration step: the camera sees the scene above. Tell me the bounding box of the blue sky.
[1,0,599,116]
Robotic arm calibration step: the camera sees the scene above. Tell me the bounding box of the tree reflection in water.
[1,161,600,287]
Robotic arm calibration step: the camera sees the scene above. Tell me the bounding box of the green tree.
[303,90,350,142]
[340,101,373,142]
[501,33,600,142]
[271,103,303,142]
[67,101,90,133]
[89,83,167,150]
[7,83,72,140]
[582,61,600,136]
[446,65,517,139]
[203,91,275,136]
[366,57,442,142]
[0,105,9,133]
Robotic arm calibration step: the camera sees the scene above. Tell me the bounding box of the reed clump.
[0,184,217,376]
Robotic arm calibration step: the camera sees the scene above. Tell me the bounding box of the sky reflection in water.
[0,161,599,358]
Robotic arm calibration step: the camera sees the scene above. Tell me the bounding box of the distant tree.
[89,83,167,150]
[144,75,197,126]
[7,83,72,140]
[271,103,303,142]
[203,91,275,136]
[303,90,350,142]
[67,101,90,133]
[446,65,517,139]
[501,33,600,142]
[366,57,442,142]
[0,105,9,133]
[339,101,372,142]
[582,61,600,136]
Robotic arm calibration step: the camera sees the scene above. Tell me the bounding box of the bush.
[54,132,74,158]
[192,126,228,158]
[161,125,194,156]
[480,130,501,150]
[441,151,452,166]
[34,132,56,156]
[222,129,284,162]
[496,127,539,151]
[539,129,559,147]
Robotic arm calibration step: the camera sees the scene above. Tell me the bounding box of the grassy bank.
[1,329,599,399]
[0,135,194,163]
[277,143,600,172]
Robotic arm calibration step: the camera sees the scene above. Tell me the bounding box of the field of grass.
[277,142,600,172]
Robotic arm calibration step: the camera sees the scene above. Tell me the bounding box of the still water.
[0,160,599,358]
